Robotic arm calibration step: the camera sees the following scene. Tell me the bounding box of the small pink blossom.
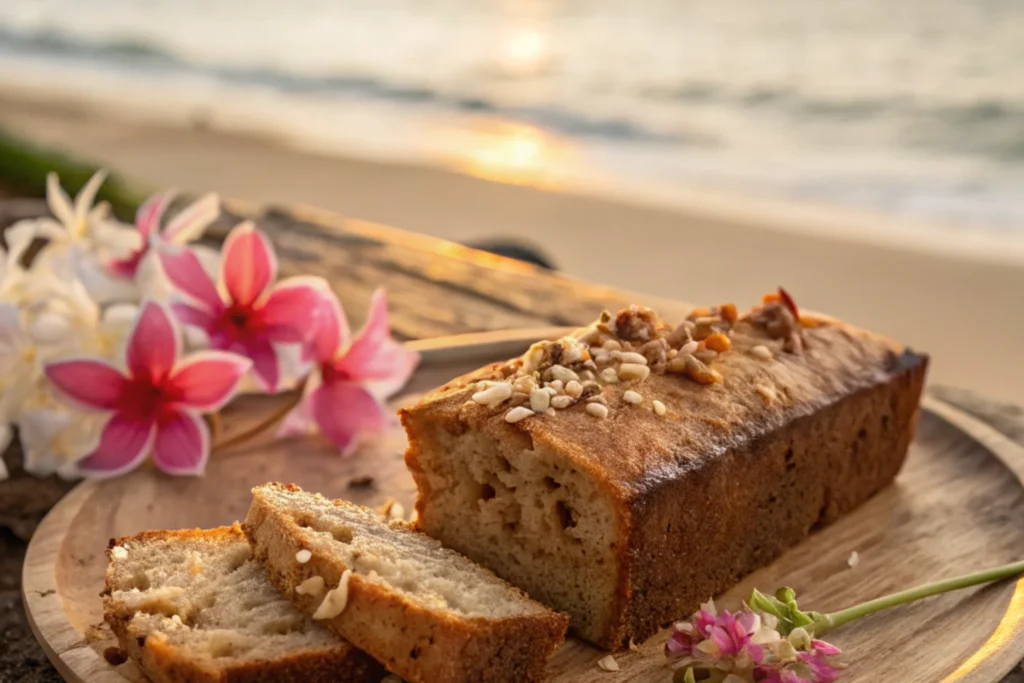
[109,192,219,279]
[667,601,841,683]
[279,288,418,454]
[159,221,326,391]
[44,302,250,477]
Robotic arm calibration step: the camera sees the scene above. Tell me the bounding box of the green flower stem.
[813,559,1024,636]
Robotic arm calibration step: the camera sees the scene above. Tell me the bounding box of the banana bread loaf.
[401,290,928,649]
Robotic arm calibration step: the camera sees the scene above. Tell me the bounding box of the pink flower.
[159,221,327,391]
[44,302,250,477]
[279,288,418,454]
[109,191,219,279]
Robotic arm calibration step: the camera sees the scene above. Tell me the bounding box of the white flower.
[18,403,106,478]
[0,424,11,481]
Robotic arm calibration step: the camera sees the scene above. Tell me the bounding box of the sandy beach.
[2,89,1023,406]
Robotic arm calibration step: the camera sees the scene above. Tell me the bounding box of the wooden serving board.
[22,329,1024,683]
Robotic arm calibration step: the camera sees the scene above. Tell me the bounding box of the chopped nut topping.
[720,303,739,323]
[505,406,535,424]
[623,390,643,405]
[618,363,650,381]
[597,654,620,671]
[665,320,694,348]
[694,349,718,364]
[586,402,609,419]
[580,380,602,398]
[511,375,535,394]
[564,380,583,398]
[614,350,648,365]
[671,354,722,384]
[295,576,325,597]
[551,395,574,409]
[755,384,777,402]
[615,305,661,342]
[312,570,352,620]
[680,340,699,355]
[530,387,551,412]
[579,369,596,381]
[586,394,608,406]
[750,344,773,360]
[602,339,622,352]
[111,546,128,560]
[653,400,667,416]
[704,332,732,353]
[547,379,564,392]
[599,368,619,383]
[472,383,512,406]
[296,549,312,564]
[548,364,579,383]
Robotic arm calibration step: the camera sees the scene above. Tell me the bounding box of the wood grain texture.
[21,329,1024,683]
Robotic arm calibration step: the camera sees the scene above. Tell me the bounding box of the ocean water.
[2,0,1024,234]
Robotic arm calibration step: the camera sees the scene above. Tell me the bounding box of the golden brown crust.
[401,309,929,649]
[102,526,382,683]
[244,484,568,683]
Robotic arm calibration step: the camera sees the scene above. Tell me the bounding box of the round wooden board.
[22,329,1024,683]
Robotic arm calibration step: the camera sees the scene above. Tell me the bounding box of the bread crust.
[244,484,569,683]
[102,525,382,683]
[402,314,928,648]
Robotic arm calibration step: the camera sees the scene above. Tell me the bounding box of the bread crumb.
[586,403,609,419]
[847,551,860,568]
[652,400,667,416]
[622,390,643,405]
[312,570,352,619]
[597,654,620,671]
[295,575,325,597]
[111,546,128,560]
[296,549,312,564]
[751,344,773,360]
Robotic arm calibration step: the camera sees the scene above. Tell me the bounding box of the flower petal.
[164,193,219,244]
[277,392,317,438]
[45,359,128,410]
[334,289,417,398]
[165,351,251,411]
[135,191,173,238]
[305,289,350,364]
[127,302,180,384]
[171,302,217,331]
[74,170,108,232]
[158,246,223,312]
[245,339,281,392]
[221,222,277,308]
[152,409,210,476]
[0,424,11,481]
[108,249,145,279]
[75,412,156,478]
[253,276,330,344]
[46,172,75,229]
[309,381,390,455]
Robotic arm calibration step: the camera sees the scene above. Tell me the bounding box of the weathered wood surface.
[3,198,1024,682]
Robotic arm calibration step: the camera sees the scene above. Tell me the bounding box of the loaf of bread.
[401,292,928,649]
[244,482,569,683]
[102,525,382,683]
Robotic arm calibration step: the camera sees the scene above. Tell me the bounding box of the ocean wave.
[0,27,708,147]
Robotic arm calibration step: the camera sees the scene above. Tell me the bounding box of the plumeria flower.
[108,190,219,279]
[44,170,109,244]
[278,288,418,454]
[159,221,327,391]
[44,302,251,477]
[666,599,841,683]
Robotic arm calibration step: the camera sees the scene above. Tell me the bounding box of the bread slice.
[244,483,569,683]
[401,297,928,649]
[102,524,383,683]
